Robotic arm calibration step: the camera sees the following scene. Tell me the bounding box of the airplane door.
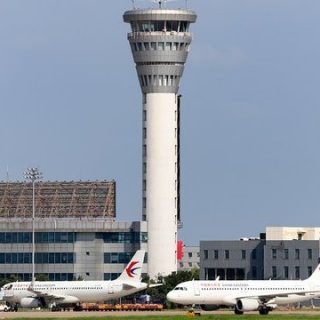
[193,281,200,296]
[108,285,114,294]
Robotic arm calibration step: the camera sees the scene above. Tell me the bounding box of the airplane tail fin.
[305,264,320,284]
[117,250,145,282]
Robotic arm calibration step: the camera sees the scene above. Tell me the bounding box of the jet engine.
[59,296,80,304]
[236,298,260,312]
[20,297,41,308]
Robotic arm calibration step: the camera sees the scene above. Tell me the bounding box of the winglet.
[117,250,145,282]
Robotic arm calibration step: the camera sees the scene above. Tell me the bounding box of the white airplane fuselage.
[4,280,147,306]
[167,279,319,306]
[2,250,147,309]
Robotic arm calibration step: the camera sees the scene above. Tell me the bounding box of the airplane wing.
[27,286,76,302]
[122,282,162,290]
[237,289,320,302]
[122,282,148,290]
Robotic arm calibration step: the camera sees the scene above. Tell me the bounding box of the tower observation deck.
[124,6,196,278]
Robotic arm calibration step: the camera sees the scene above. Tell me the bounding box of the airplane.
[1,250,149,311]
[167,263,320,315]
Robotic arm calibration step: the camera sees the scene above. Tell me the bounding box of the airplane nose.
[166,290,178,303]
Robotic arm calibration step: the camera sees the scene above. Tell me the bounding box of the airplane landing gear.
[234,307,243,315]
[259,306,269,315]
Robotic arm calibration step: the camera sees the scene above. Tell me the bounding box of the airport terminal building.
[200,227,320,281]
[0,181,147,281]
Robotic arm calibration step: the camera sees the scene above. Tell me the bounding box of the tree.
[144,269,200,308]
[35,274,49,281]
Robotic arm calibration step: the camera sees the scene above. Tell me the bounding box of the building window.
[272,249,277,260]
[143,179,146,191]
[241,250,246,260]
[204,250,208,260]
[284,266,289,279]
[104,273,121,280]
[308,266,313,277]
[252,266,257,279]
[104,252,134,264]
[252,249,256,260]
[143,197,146,208]
[308,249,312,259]
[158,42,164,50]
[295,249,300,260]
[225,250,229,260]
[143,110,147,121]
[284,249,289,260]
[272,266,277,279]
[188,252,192,258]
[214,250,218,259]
[99,232,147,243]
[295,266,300,279]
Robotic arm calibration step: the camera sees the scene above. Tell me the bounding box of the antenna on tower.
[144,0,178,9]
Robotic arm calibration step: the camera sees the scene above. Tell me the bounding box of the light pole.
[24,167,42,285]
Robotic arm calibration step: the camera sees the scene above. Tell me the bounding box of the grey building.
[0,180,148,282]
[178,246,200,271]
[201,240,264,280]
[0,218,147,282]
[200,239,320,281]
[264,240,319,280]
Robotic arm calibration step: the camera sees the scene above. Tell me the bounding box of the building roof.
[0,181,116,219]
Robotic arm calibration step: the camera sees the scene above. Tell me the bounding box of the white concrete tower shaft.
[123,8,196,279]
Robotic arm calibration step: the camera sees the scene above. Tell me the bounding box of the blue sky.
[1,0,320,244]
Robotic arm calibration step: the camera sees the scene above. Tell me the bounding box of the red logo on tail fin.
[126,261,140,278]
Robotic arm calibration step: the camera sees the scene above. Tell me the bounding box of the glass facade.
[0,252,75,264]
[104,252,134,264]
[0,273,74,281]
[97,232,147,243]
[0,231,147,244]
[0,232,75,243]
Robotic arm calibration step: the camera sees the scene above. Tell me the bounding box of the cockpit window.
[3,284,13,290]
[174,286,187,291]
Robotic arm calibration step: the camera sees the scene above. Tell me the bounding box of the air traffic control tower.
[123,3,196,278]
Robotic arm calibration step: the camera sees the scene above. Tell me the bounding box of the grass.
[8,314,320,320]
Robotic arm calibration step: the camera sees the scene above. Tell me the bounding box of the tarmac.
[1,309,320,318]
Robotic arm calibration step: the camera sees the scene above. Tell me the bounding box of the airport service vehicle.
[167,263,320,315]
[2,250,147,310]
[0,303,10,312]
